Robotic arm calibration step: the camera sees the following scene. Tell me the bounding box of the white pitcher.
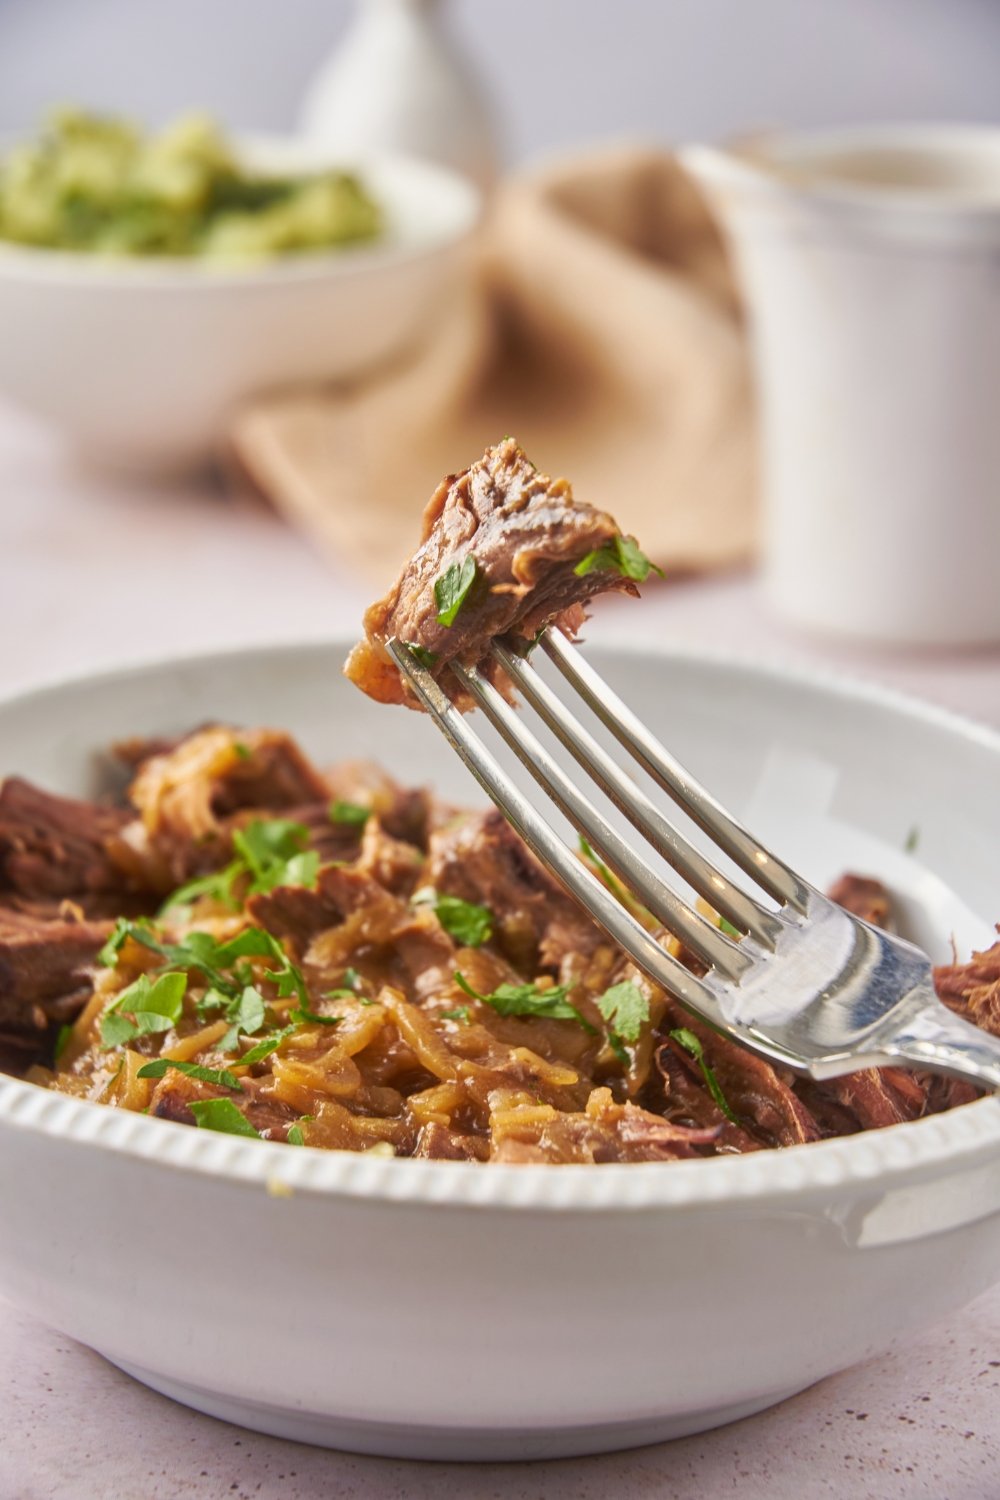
[299,0,498,190]
[681,126,1000,646]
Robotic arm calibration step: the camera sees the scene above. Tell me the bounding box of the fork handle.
[880,1001,1000,1093]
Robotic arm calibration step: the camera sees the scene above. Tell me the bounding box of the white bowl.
[1,639,1000,1462]
[0,140,480,471]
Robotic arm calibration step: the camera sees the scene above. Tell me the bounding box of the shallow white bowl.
[1,639,1000,1462]
[0,140,480,471]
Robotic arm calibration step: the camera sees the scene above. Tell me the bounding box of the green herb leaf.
[97,916,159,968]
[595,981,649,1046]
[100,1011,139,1048]
[573,534,664,583]
[136,1058,243,1090]
[218,985,267,1052]
[606,1029,630,1068]
[100,971,188,1048]
[189,1098,260,1137]
[454,972,597,1032]
[434,894,493,947]
[343,968,363,992]
[719,915,741,939]
[329,800,370,827]
[440,1005,470,1024]
[232,818,319,896]
[669,1027,739,1125]
[159,859,244,914]
[289,1005,341,1026]
[194,986,232,1020]
[233,741,252,760]
[286,1124,305,1146]
[434,553,477,627]
[404,642,439,669]
[237,1026,295,1066]
[54,1023,73,1064]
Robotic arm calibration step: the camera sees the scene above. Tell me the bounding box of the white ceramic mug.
[681,126,1000,646]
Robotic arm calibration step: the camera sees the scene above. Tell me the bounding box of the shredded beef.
[344,438,641,712]
[826,873,893,930]
[427,808,603,973]
[0,776,146,909]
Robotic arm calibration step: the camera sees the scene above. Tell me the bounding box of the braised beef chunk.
[0,777,141,907]
[826,873,893,929]
[344,438,644,712]
[0,907,111,1068]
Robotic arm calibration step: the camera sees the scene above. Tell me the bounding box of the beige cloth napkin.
[231,144,757,587]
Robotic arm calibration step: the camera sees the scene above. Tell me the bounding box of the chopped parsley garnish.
[233,741,252,760]
[434,553,477,627]
[160,860,244,913]
[719,916,741,939]
[440,1005,471,1024]
[97,919,308,1009]
[670,1027,739,1125]
[53,1023,73,1064]
[573,534,664,584]
[595,981,649,1046]
[454,972,597,1031]
[232,819,319,895]
[159,817,319,914]
[136,1058,243,1090]
[404,642,439,669]
[237,1026,296,1066]
[286,1125,305,1146]
[289,1005,341,1026]
[329,800,370,827]
[99,971,187,1049]
[413,887,492,947]
[343,968,363,992]
[217,985,267,1052]
[189,1098,260,1137]
[578,837,656,931]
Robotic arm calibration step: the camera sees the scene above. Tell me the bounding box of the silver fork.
[384,631,1000,1091]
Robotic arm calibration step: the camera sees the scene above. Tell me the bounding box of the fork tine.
[384,638,733,1017]
[449,659,749,980]
[492,640,782,951]
[541,630,811,914]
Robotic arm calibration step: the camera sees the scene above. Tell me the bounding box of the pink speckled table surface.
[2,402,1000,1500]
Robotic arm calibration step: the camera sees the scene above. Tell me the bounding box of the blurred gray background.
[0,0,998,163]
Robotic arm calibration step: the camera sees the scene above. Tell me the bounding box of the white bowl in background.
[1,639,1000,1461]
[0,141,481,472]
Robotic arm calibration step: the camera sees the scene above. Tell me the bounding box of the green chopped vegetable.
[286,1125,305,1146]
[329,800,370,827]
[573,534,664,584]
[237,1026,296,1066]
[343,968,363,992]
[218,986,268,1053]
[905,825,920,854]
[189,1098,260,1138]
[670,1028,739,1125]
[595,981,650,1046]
[159,860,244,914]
[232,818,319,896]
[405,642,439,669]
[0,107,383,262]
[289,1005,341,1026]
[100,971,187,1049]
[414,888,492,947]
[53,1023,73,1064]
[454,972,597,1031]
[719,916,741,939]
[440,1005,471,1024]
[434,554,477,627]
[136,1058,243,1090]
[233,741,252,760]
